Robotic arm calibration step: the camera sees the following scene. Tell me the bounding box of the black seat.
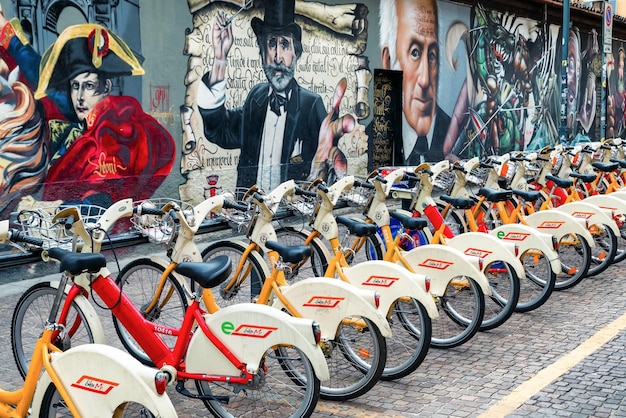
[439,195,475,209]
[511,189,542,202]
[336,215,378,237]
[264,240,311,263]
[592,161,619,172]
[48,247,107,275]
[175,255,232,289]
[545,175,573,189]
[390,211,428,230]
[569,172,597,183]
[609,158,626,169]
[477,188,513,202]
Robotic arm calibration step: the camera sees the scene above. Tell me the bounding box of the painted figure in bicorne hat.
[196,0,354,191]
[0,13,175,208]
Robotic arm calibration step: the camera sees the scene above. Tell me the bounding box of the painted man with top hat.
[0,9,175,208]
[197,0,355,192]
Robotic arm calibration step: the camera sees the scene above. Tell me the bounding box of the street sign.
[605,0,616,53]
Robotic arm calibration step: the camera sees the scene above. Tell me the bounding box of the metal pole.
[601,0,607,141]
[559,0,570,144]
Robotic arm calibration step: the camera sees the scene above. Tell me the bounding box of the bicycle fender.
[186,303,330,380]
[524,210,595,247]
[555,201,620,236]
[49,280,106,344]
[584,195,626,217]
[489,224,562,274]
[271,277,393,337]
[446,233,526,279]
[31,344,177,417]
[401,245,492,296]
[340,260,439,319]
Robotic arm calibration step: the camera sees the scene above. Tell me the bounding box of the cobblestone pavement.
[1,241,626,417]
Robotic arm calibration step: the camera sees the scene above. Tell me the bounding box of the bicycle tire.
[11,282,97,379]
[613,219,626,264]
[431,276,485,349]
[38,382,159,417]
[336,223,385,264]
[585,224,617,276]
[515,248,556,312]
[382,298,431,381]
[113,258,188,366]
[480,261,520,331]
[437,202,467,236]
[277,227,431,382]
[555,233,592,290]
[201,240,269,307]
[275,227,330,281]
[197,345,320,418]
[202,239,387,400]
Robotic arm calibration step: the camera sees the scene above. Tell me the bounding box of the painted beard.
[263,61,296,93]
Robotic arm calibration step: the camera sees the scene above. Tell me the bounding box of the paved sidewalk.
[1,246,626,417]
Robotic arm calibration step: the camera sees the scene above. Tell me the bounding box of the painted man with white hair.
[379,0,451,164]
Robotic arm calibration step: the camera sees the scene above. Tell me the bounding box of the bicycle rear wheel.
[11,282,97,379]
[38,383,159,417]
[275,227,329,281]
[480,261,520,331]
[113,258,188,366]
[555,233,592,290]
[431,276,485,349]
[586,224,617,276]
[516,249,556,312]
[612,218,626,264]
[382,298,431,381]
[197,345,320,418]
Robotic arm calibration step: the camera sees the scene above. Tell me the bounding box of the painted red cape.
[43,95,175,203]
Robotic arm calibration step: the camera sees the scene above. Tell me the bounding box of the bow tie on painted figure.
[269,92,288,116]
[407,136,428,165]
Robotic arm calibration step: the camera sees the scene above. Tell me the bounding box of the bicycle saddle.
[389,211,429,230]
[439,195,475,210]
[609,158,626,168]
[591,161,619,172]
[264,240,311,263]
[511,189,542,202]
[569,172,597,183]
[336,215,378,237]
[47,247,107,275]
[175,255,232,289]
[477,188,513,202]
[545,175,573,189]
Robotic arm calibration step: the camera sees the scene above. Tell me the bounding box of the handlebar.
[223,199,249,212]
[9,229,44,247]
[63,215,75,231]
[354,179,375,189]
[316,183,329,194]
[294,187,318,198]
[133,205,164,216]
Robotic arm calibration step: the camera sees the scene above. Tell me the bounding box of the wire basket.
[131,198,193,244]
[466,167,489,187]
[282,193,318,217]
[15,204,107,250]
[432,169,455,194]
[341,183,373,207]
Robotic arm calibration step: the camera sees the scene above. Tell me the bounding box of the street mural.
[0,0,623,220]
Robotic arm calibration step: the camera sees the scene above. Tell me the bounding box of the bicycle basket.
[131,198,193,244]
[15,204,107,250]
[466,167,488,187]
[341,183,373,207]
[432,169,455,194]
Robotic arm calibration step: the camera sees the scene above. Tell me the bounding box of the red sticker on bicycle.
[231,324,278,338]
[503,232,530,241]
[570,211,594,219]
[537,221,564,229]
[303,296,344,308]
[71,375,119,395]
[418,259,453,270]
[362,276,399,287]
[464,248,492,258]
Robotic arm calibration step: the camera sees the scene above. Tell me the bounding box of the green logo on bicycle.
[497,231,505,239]
[222,321,235,335]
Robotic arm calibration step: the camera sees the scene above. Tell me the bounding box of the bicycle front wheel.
[516,249,556,312]
[555,233,592,290]
[201,240,269,307]
[480,261,520,331]
[38,383,160,417]
[382,298,432,381]
[197,345,320,418]
[113,258,188,366]
[11,282,98,379]
[431,276,485,349]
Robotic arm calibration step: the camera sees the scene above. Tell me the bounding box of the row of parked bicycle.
[4,137,626,417]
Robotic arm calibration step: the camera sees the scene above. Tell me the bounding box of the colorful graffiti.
[181,0,370,202]
[0,15,175,218]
